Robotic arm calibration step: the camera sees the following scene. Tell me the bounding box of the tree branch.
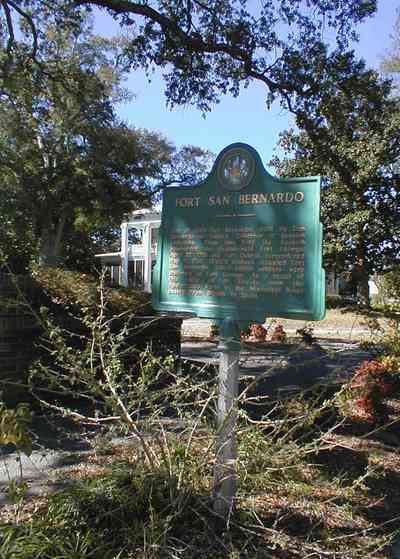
[74,0,283,93]
[6,0,39,60]
[0,0,15,57]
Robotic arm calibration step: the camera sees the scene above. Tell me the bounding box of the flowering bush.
[248,323,268,341]
[341,356,400,423]
[271,324,287,343]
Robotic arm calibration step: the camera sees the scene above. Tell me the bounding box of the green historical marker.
[153,142,325,516]
[152,143,325,325]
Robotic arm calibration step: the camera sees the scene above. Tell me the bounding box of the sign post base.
[213,319,240,518]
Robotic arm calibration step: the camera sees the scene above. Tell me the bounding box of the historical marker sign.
[152,143,325,324]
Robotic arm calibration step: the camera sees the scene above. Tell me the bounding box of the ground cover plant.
[1,271,400,557]
[1,371,400,558]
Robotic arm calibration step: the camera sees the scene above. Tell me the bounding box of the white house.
[95,209,161,292]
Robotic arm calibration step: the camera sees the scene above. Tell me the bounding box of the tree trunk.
[355,230,370,307]
[357,273,370,306]
[38,216,66,267]
[38,232,61,266]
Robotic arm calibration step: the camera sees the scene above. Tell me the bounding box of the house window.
[151,227,159,247]
[128,228,143,246]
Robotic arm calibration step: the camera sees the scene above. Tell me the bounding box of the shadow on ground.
[181,339,372,396]
[0,340,372,506]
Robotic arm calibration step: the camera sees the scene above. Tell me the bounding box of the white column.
[143,224,152,292]
[120,222,129,287]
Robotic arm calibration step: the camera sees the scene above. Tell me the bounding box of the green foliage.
[0,201,36,274]
[1,1,376,114]
[0,14,213,270]
[377,268,400,304]
[32,266,153,317]
[0,403,32,455]
[271,51,400,304]
[0,15,131,266]
[0,2,381,274]
[380,318,400,357]
[373,302,400,314]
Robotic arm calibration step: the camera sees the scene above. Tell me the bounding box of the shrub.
[339,356,400,423]
[270,324,287,343]
[372,302,400,314]
[27,267,180,387]
[376,317,400,357]
[376,267,400,304]
[248,323,267,341]
[31,266,153,317]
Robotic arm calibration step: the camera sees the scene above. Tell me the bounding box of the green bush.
[31,267,153,317]
[376,268,400,304]
[372,302,400,314]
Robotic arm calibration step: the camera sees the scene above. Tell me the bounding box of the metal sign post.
[213,319,240,517]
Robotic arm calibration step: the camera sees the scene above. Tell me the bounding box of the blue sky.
[95,1,399,166]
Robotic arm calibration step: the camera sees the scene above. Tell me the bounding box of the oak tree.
[271,52,400,304]
[1,0,377,112]
[381,8,400,81]
[0,15,213,270]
